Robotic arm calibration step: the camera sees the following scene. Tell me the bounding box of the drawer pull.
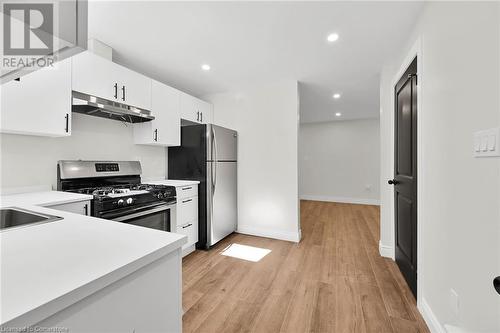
[182,199,193,203]
[181,187,192,190]
[182,223,193,229]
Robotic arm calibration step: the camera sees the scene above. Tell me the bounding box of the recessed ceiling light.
[327,33,339,42]
[201,64,211,71]
[335,112,342,117]
[333,93,341,99]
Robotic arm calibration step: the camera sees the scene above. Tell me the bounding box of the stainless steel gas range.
[57,160,176,232]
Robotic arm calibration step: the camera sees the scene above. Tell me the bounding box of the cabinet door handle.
[181,187,192,191]
[200,112,203,122]
[196,111,199,122]
[65,114,69,133]
[84,203,88,216]
[182,199,193,203]
[154,129,158,141]
[121,85,126,101]
[114,83,118,99]
[182,223,193,229]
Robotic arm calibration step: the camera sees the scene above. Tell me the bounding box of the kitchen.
[3,1,498,333]
[0,1,297,330]
[1,38,242,333]
[0,3,246,332]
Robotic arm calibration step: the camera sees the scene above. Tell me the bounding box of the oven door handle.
[99,202,167,219]
[107,204,172,222]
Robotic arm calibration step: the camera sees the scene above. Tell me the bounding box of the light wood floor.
[182,201,429,333]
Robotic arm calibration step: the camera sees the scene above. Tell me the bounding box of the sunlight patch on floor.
[220,243,271,262]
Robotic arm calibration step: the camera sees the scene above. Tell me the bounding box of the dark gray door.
[391,57,418,298]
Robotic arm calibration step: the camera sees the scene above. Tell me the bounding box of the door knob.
[388,179,399,185]
[494,276,500,295]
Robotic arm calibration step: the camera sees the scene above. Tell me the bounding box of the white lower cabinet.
[46,200,91,216]
[0,57,72,137]
[35,249,182,333]
[178,196,198,224]
[176,219,198,256]
[174,184,199,257]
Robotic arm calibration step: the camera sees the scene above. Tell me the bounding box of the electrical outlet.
[450,288,459,317]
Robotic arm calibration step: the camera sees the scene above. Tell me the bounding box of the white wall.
[0,113,166,190]
[380,2,500,332]
[205,81,300,242]
[299,119,380,205]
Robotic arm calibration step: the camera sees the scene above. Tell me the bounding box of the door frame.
[389,37,424,308]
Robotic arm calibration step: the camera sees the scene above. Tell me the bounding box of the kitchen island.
[0,192,186,332]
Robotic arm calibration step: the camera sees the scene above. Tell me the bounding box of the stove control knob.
[126,198,133,205]
[118,199,124,206]
[157,193,163,199]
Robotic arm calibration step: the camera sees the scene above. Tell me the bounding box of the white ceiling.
[88,1,423,123]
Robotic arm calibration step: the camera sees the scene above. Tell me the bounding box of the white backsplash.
[0,113,167,190]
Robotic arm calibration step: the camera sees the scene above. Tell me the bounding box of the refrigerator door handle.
[212,126,218,193]
[206,162,213,248]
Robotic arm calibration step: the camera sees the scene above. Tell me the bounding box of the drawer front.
[177,185,198,200]
[178,196,198,224]
[177,220,198,248]
[46,200,91,215]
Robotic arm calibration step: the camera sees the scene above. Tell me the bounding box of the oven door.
[100,203,173,232]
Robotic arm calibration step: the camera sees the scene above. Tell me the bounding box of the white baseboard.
[378,241,394,259]
[237,226,301,243]
[419,298,445,333]
[299,194,380,206]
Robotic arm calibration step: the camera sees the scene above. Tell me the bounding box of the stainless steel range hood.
[72,91,154,123]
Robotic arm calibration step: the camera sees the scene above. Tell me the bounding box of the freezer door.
[207,124,237,162]
[207,161,237,246]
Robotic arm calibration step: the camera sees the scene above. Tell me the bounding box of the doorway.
[391,57,418,297]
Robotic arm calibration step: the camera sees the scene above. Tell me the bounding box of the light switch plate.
[474,127,500,157]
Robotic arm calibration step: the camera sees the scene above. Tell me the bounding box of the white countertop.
[0,190,93,208]
[144,179,200,187]
[0,192,187,327]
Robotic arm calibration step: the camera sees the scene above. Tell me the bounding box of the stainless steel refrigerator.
[168,124,237,249]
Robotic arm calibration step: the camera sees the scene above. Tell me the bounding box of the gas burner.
[114,188,131,194]
[129,184,153,191]
[91,187,119,196]
[106,190,149,198]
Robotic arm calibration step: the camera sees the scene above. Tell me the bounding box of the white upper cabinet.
[1,49,211,139]
[133,80,181,146]
[180,92,213,124]
[0,57,72,137]
[117,67,152,110]
[72,51,152,110]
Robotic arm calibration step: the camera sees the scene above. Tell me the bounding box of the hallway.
[182,201,429,332]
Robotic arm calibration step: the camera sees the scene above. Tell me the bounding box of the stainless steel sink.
[0,207,63,231]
